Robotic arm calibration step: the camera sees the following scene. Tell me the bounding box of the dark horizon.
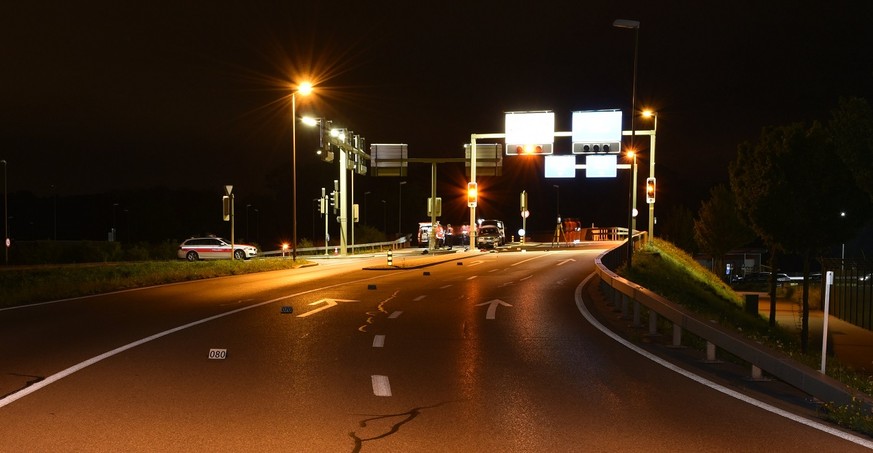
[3,1,872,251]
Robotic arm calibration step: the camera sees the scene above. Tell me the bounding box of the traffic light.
[319,187,326,214]
[573,143,620,154]
[467,182,478,207]
[506,143,554,155]
[646,177,656,204]
[331,180,340,213]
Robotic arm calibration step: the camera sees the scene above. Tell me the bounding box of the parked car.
[177,237,258,261]
[749,272,791,282]
[478,219,506,245]
[477,226,502,249]
[736,272,792,287]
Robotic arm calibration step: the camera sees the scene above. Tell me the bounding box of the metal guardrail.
[593,240,872,409]
[259,235,412,257]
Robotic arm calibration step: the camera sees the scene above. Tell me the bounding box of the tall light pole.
[614,18,640,267]
[553,184,560,223]
[642,110,657,241]
[626,150,636,266]
[246,204,253,241]
[364,191,371,226]
[381,200,387,236]
[291,81,313,261]
[1,159,7,265]
[398,181,407,237]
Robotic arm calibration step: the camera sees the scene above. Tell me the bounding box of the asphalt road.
[0,247,870,452]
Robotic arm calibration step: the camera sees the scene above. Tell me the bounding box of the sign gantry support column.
[469,133,504,249]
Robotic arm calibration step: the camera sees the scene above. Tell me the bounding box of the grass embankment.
[0,258,308,308]
[621,239,873,434]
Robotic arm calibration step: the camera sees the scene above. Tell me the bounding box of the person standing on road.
[445,224,454,249]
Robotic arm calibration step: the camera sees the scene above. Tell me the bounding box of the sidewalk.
[753,294,873,376]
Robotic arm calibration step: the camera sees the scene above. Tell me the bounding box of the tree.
[731,121,872,352]
[693,184,756,276]
[830,97,873,202]
[660,204,696,253]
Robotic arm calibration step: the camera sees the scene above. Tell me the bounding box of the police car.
[177,237,258,261]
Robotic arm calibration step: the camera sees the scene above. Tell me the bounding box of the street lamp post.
[398,181,407,237]
[626,150,636,266]
[291,81,313,261]
[643,110,658,241]
[246,204,253,241]
[1,160,6,265]
[614,18,640,267]
[553,184,560,222]
[381,200,387,236]
[364,191,371,226]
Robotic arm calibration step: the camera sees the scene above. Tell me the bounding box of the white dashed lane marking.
[371,375,392,396]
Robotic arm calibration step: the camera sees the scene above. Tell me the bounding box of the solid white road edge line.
[0,273,391,409]
[575,273,873,449]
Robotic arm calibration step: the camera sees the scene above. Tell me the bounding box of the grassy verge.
[0,258,309,308]
[620,239,873,435]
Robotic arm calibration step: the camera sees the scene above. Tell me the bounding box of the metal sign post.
[821,271,834,373]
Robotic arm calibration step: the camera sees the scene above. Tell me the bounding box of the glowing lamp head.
[297,82,313,96]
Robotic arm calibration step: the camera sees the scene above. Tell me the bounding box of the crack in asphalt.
[348,401,451,452]
[1,373,45,400]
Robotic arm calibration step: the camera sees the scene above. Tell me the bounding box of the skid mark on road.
[358,290,400,333]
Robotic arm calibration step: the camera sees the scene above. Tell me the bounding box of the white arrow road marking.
[476,299,512,320]
[556,258,577,266]
[467,260,485,267]
[372,375,392,396]
[296,298,358,318]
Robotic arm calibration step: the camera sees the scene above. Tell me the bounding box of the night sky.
[3,1,872,242]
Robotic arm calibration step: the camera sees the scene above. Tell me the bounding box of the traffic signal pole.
[469,133,504,249]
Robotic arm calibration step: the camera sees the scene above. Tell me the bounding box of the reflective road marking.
[371,375,392,396]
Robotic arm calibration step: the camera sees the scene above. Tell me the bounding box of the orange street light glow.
[297,81,313,95]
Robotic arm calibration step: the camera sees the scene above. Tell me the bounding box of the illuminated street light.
[291,81,314,261]
[1,159,7,265]
[614,18,640,267]
[642,110,658,241]
[398,181,407,237]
